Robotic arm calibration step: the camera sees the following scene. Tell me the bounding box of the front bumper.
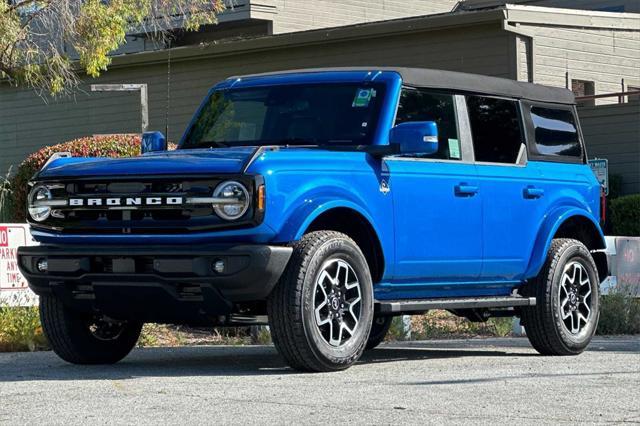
[17,244,292,323]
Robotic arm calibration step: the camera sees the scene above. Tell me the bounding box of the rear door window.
[529,106,582,158]
[466,96,523,164]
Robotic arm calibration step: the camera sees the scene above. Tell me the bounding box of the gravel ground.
[1,336,638,424]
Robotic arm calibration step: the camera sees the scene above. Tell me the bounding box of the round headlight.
[28,186,52,222]
[213,181,250,221]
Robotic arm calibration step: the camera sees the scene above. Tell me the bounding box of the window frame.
[464,93,528,168]
[520,100,586,164]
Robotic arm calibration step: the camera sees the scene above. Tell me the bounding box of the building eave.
[108,8,507,69]
[504,4,640,30]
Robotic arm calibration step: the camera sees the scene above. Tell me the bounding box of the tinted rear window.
[530,106,582,158]
[467,96,522,164]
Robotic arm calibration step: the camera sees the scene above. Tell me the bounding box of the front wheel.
[267,231,374,372]
[40,295,142,364]
[521,238,599,355]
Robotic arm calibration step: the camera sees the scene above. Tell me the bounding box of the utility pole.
[90,84,148,133]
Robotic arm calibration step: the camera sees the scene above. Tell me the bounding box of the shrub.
[609,194,640,236]
[597,292,640,335]
[607,174,623,200]
[384,311,513,342]
[0,296,48,352]
[0,168,13,222]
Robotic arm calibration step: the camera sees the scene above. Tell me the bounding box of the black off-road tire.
[365,315,393,350]
[40,295,142,364]
[521,238,600,356]
[267,231,374,372]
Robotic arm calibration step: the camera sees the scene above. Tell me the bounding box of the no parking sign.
[0,224,38,306]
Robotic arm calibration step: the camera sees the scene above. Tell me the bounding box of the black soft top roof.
[233,67,576,105]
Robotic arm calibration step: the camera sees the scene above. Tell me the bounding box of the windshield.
[181,83,386,149]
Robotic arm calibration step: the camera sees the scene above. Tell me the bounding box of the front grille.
[32,176,259,234]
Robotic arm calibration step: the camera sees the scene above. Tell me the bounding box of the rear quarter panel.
[524,161,604,278]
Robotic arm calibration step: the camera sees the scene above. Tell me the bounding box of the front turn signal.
[257,184,265,211]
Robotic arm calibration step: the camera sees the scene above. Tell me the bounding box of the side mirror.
[389,121,438,155]
[141,131,167,154]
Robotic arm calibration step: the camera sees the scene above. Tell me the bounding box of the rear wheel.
[40,295,142,364]
[267,231,374,372]
[365,315,393,350]
[521,238,599,355]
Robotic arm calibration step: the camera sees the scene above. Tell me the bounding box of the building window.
[572,79,595,106]
[529,106,582,159]
[466,96,523,164]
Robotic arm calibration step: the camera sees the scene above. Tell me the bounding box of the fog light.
[36,258,48,273]
[212,259,225,274]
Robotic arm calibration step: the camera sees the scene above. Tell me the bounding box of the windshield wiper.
[186,140,230,149]
[269,138,319,146]
[184,138,322,149]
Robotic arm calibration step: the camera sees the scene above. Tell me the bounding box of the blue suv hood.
[37,147,256,179]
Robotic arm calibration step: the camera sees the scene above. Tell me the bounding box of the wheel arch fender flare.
[289,198,381,242]
[525,207,605,278]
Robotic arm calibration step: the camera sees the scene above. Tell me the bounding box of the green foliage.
[0,297,48,352]
[10,134,144,222]
[386,316,409,341]
[607,174,623,200]
[384,311,513,342]
[0,0,225,95]
[597,293,640,335]
[609,194,640,236]
[137,325,265,347]
[0,168,14,222]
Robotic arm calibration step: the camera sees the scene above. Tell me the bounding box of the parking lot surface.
[1,337,638,424]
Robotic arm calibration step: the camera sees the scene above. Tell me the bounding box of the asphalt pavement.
[1,337,638,424]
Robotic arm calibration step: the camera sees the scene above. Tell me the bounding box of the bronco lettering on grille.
[68,197,183,207]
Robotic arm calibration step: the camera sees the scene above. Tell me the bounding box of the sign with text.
[615,237,640,297]
[0,224,38,306]
[588,158,609,195]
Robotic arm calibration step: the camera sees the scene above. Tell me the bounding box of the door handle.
[454,184,479,197]
[523,186,544,199]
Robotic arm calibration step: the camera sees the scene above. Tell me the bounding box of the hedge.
[9,134,164,222]
[610,194,640,237]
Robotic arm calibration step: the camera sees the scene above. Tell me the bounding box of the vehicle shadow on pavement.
[0,344,534,382]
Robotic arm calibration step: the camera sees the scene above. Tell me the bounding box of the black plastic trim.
[27,174,266,234]
[18,243,292,308]
[376,296,536,314]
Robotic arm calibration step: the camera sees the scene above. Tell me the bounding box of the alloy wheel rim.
[558,261,593,335]
[313,259,362,347]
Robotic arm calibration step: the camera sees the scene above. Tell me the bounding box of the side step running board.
[376,295,536,314]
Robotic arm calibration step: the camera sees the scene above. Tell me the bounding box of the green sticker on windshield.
[448,138,461,159]
[353,88,374,107]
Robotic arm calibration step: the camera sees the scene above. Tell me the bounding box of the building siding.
[0,22,510,176]
[459,0,640,13]
[579,101,640,195]
[270,0,458,33]
[514,24,640,103]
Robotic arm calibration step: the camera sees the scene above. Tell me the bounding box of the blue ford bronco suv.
[18,68,607,372]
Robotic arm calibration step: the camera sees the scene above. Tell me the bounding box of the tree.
[0,0,224,95]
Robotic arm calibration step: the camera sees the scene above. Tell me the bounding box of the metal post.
[90,84,149,133]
